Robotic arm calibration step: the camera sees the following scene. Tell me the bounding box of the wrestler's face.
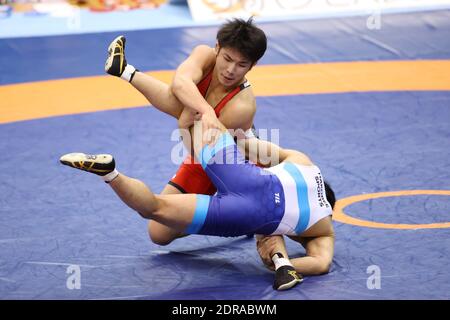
[215,45,253,87]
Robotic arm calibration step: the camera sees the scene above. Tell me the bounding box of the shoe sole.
[276,278,303,291]
[60,153,115,176]
[60,160,113,175]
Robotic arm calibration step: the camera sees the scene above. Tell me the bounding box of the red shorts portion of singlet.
[168,155,217,195]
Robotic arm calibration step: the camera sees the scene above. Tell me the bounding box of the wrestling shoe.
[60,153,115,176]
[273,265,303,291]
[105,35,130,78]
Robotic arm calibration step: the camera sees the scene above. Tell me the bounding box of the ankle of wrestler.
[121,64,138,82]
[271,252,293,271]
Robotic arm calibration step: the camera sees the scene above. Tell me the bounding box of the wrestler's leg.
[131,72,184,119]
[108,173,198,233]
[147,184,188,246]
[256,235,303,290]
[105,35,184,119]
[59,152,200,232]
[255,235,290,271]
[146,108,202,245]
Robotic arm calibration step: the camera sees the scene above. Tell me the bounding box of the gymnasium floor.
[1,9,449,299]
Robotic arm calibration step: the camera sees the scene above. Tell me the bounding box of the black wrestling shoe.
[273,265,303,291]
[105,35,127,77]
[60,153,115,176]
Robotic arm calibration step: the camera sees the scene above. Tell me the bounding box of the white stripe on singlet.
[264,162,332,236]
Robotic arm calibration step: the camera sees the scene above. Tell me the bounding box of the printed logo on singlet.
[274,193,281,204]
[315,173,330,208]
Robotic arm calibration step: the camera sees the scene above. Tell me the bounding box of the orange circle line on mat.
[333,190,450,229]
[1,60,450,124]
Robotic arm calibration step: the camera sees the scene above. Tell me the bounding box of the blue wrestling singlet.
[185,133,332,237]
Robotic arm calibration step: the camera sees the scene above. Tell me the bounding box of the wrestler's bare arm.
[287,233,334,275]
[171,45,217,115]
[177,89,257,154]
[239,138,313,167]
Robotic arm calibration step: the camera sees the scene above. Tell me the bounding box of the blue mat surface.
[1,10,449,299]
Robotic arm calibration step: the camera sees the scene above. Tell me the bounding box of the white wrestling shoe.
[60,153,115,176]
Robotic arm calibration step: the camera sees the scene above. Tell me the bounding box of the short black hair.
[216,17,267,64]
[324,181,336,210]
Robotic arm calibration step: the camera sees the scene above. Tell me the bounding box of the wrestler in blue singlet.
[185,132,332,237]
